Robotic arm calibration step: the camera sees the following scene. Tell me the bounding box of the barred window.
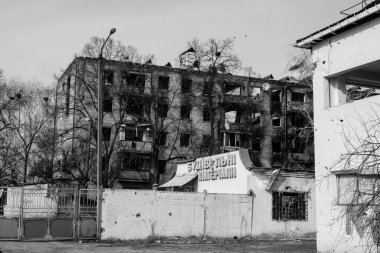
[272,191,308,221]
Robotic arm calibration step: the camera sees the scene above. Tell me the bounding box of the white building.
[160,149,316,237]
[295,1,380,252]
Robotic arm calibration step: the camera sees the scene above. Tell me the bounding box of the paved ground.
[0,239,316,253]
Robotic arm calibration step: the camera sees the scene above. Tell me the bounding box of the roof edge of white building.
[295,1,380,49]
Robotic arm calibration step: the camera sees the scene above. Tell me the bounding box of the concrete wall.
[101,189,253,240]
[312,16,380,253]
[248,173,316,236]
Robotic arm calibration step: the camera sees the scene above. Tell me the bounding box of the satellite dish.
[263,83,271,91]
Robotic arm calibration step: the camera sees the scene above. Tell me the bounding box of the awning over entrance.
[159,173,197,188]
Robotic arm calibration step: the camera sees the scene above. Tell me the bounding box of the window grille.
[272,191,308,221]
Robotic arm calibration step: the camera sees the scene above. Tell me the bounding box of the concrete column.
[329,78,347,106]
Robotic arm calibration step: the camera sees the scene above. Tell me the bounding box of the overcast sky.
[0,0,360,85]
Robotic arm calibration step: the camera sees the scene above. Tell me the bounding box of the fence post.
[203,190,207,237]
[73,185,79,241]
[96,186,103,240]
[18,187,24,241]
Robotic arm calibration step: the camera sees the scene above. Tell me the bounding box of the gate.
[78,189,97,239]
[0,187,21,240]
[0,185,98,241]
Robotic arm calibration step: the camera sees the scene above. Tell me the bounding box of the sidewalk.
[0,238,316,253]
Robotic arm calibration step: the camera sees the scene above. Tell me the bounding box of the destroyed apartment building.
[56,52,314,191]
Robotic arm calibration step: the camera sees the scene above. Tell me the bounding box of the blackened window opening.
[158,76,169,90]
[290,113,306,128]
[252,140,261,151]
[121,96,144,117]
[203,82,213,95]
[181,78,192,93]
[157,102,169,118]
[158,160,167,174]
[157,132,167,146]
[272,90,281,102]
[104,70,114,85]
[180,134,190,147]
[291,92,305,103]
[123,128,144,142]
[203,107,210,121]
[272,192,308,221]
[272,115,281,127]
[102,127,111,141]
[118,152,151,171]
[201,135,211,149]
[181,105,191,119]
[103,97,112,112]
[122,72,145,93]
[273,141,282,153]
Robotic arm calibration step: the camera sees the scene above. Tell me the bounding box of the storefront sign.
[187,153,237,181]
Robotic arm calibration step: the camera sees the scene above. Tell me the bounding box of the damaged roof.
[295,0,380,49]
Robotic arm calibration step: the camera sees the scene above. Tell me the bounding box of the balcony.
[118,140,153,153]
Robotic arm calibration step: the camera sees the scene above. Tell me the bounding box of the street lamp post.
[96,27,116,240]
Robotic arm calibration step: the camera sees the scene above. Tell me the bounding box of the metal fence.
[0,185,98,241]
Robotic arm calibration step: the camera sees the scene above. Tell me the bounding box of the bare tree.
[325,106,380,252]
[5,82,54,184]
[286,48,315,87]
[80,36,154,63]
[181,38,242,155]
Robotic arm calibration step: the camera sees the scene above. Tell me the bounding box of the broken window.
[272,192,308,221]
[272,90,281,102]
[102,127,111,141]
[252,139,261,151]
[157,132,167,146]
[181,78,192,93]
[180,104,191,119]
[118,152,151,171]
[272,115,281,127]
[203,82,213,95]
[289,112,306,128]
[122,128,144,142]
[158,160,167,174]
[122,72,145,93]
[103,70,114,85]
[250,112,261,125]
[273,140,282,153]
[224,82,241,95]
[289,137,305,153]
[103,97,113,113]
[180,133,190,147]
[158,76,169,90]
[157,102,169,118]
[201,135,211,149]
[203,107,210,121]
[291,92,305,103]
[121,95,144,117]
[223,132,240,147]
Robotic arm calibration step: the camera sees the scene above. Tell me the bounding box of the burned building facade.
[57,57,313,189]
